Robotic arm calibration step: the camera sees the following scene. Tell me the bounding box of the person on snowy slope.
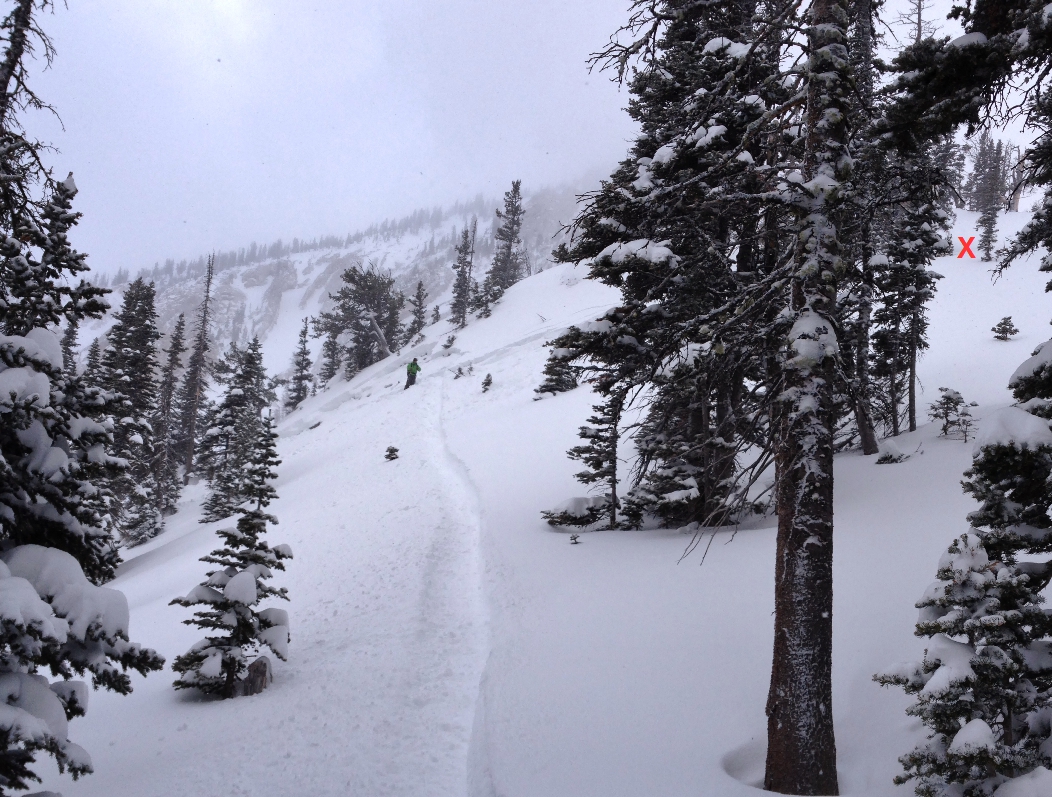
[405,357,421,389]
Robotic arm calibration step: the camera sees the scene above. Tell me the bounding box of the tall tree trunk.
[0,0,34,128]
[765,1,848,793]
[908,311,919,432]
[853,236,879,454]
[889,323,901,437]
[849,0,879,455]
[608,394,621,529]
[367,313,392,358]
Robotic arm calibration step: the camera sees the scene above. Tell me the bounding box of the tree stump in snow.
[239,656,273,696]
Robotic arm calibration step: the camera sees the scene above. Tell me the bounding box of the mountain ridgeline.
[84,184,584,373]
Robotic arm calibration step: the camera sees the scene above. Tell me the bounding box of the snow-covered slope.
[81,185,583,377]
[40,208,1052,796]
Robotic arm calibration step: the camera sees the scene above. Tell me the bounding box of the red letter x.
[958,236,976,259]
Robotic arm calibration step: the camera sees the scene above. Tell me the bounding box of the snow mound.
[974,406,1052,453]
[3,546,130,640]
[947,718,996,753]
[919,635,976,697]
[994,767,1052,796]
[1009,339,1052,386]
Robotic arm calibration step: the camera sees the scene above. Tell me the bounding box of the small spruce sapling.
[482,373,492,392]
[442,335,456,350]
[928,387,978,439]
[453,367,464,380]
[431,305,441,324]
[992,316,1020,341]
[542,391,624,529]
[171,414,292,698]
[385,446,399,461]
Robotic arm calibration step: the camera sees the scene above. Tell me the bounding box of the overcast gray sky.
[23,0,1002,276]
[26,1,638,274]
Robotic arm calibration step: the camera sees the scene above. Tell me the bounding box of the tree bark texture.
[765,0,848,793]
[0,0,34,127]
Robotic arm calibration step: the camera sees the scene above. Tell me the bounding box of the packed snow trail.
[40,377,487,797]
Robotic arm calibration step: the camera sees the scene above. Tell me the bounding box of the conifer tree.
[535,348,578,397]
[83,337,101,383]
[928,387,977,439]
[172,413,292,698]
[977,204,998,262]
[879,342,1052,795]
[431,304,441,324]
[314,263,404,377]
[317,331,340,384]
[480,181,526,306]
[154,313,186,517]
[542,390,624,530]
[173,254,214,483]
[200,338,274,522]
[871,199,947,435]
[992,316,1019,341]
[403,280,428,345]
[285,318,313,412]
[60,315,77,375]
[449,222,477,328]
[0,4,164,788]
[576,1,851,789]
[100,277,162,544]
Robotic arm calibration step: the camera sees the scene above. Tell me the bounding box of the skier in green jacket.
[404,358,421,389]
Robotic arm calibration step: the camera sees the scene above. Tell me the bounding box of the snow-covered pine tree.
[200,337,274,522]
[760,3,851,786]
[0,5,165,786]
[431,304,441,324]
[977,201,998,263]
[534,346,578,397]
[542,388,624,530]
[154,312,186,517]
[879,342,1052,795]
[481,373,492,392]
[928,387,978,439]
[314,263,404,377]
[100,277,163,544]
[60,315,78,375]
[554,0,787,532]
[449,221,477,329]
[172,413,291,698]
[317,331,340,383]
[83,337,101,383]
[403,280,428,345]
[993,316,1020,341]
[284,317,313,412]
[480,180,526,307]
[836,0,883,456]
[173,253,214,483]
[870,196,947,434]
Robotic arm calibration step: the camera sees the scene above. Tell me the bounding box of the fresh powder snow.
[35,207,1052,796]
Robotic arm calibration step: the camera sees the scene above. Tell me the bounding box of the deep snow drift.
[38,208,1052,796]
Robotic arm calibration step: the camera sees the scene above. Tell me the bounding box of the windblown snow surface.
[39,209,1052,796]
